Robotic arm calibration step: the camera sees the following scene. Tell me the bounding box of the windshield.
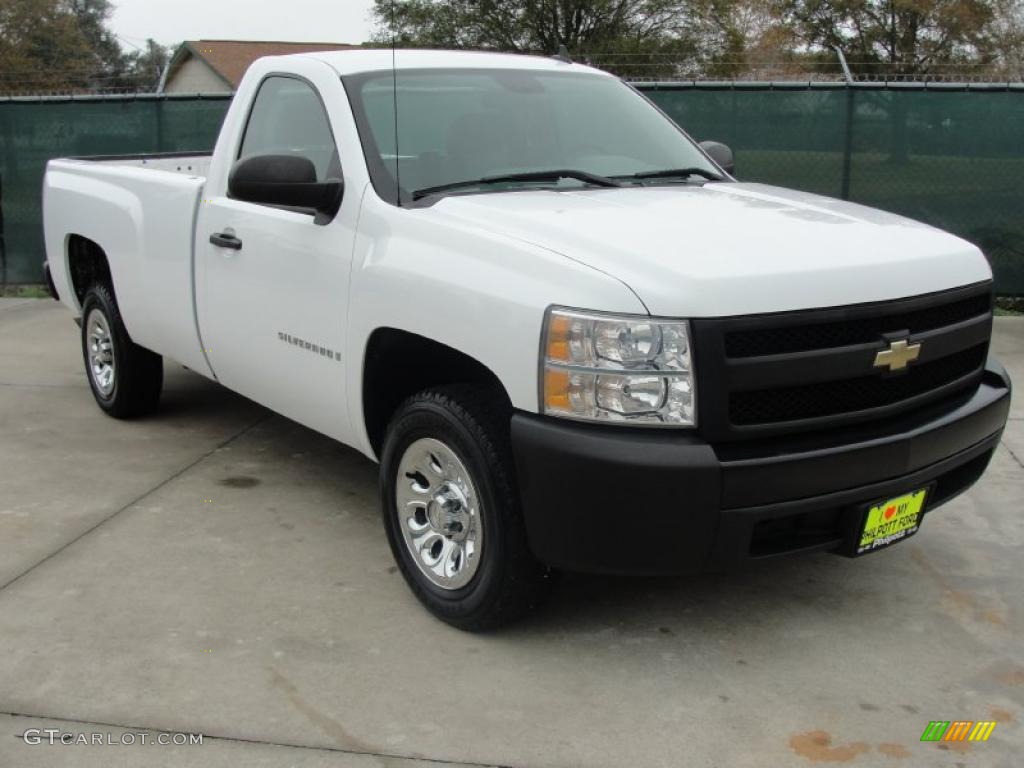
[344,68,720,205]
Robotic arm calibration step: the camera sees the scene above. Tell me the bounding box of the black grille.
[730,345,987,425]
[691,283,995,442]
[725,292,991,358]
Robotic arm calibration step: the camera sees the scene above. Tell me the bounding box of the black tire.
[81,283,163,419]
[380,385,554,631]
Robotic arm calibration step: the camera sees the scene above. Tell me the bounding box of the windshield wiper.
[616,167,724,183]
[412,169,622,201]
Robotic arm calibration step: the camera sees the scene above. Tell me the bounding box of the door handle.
[210,232,242,250]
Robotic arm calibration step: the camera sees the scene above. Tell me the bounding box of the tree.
[67,0,125,83]
[0,0,95,93]
[689,0,792,76]
[991,0,1024,77]
[0,0,141,94]
[123,39,172,91]
[370,0,727,78]
[776,0,1013,76]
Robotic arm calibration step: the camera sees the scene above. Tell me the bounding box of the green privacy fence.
[1,85,1023,293]
[0,94,231,284]
[642,82,1024,295]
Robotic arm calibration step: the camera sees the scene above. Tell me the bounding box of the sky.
[110,0,378,50]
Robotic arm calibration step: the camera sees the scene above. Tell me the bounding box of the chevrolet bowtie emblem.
[874,339,922,372]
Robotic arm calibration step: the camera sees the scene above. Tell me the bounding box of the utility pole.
[834,46,854,85]
[836,46,855,200]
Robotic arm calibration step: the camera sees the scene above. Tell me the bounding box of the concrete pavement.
[1,298,1021,768]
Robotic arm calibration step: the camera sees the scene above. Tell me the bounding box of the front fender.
[345,194,647,459]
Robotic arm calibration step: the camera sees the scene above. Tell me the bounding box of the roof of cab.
[300,48,610,77]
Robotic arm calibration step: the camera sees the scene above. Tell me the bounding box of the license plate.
[856,489,928,555]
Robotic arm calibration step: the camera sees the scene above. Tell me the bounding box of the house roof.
[167,40,359,90]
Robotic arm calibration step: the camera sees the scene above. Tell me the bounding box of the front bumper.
[510,358,1011,575]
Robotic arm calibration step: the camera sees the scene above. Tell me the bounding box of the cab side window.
[239,76,339,181]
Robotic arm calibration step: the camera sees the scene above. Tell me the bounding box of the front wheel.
[380,386,553,630]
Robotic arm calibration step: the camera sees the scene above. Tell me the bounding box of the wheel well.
[362,329,511,457]
[67,235,112,305]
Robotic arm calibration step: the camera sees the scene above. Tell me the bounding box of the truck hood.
[429,183,991,317]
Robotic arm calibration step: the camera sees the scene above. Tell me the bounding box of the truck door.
[196,71,357,441]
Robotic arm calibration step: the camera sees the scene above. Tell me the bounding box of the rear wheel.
[380,385,553,630]
[81,283,163,418]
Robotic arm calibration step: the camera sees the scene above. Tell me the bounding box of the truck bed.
[68,151,212,177]
[43,152,213,376]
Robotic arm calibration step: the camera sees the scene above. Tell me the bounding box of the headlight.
[541,308,696,426]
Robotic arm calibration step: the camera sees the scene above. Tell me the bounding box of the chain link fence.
[0,94,230,284]
[1,85,1022,293]
[579,52,1024,84]
[642,82,1024,294]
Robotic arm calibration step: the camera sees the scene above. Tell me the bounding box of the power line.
[116,35,144,53]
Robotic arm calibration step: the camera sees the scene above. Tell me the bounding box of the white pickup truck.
[43,50,1011,629]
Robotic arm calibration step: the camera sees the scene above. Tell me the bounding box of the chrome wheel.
[395,437,483,590]
[86,309,116,397]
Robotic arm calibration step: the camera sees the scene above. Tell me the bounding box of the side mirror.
[229,154,343,220]
[699,141,735,176]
